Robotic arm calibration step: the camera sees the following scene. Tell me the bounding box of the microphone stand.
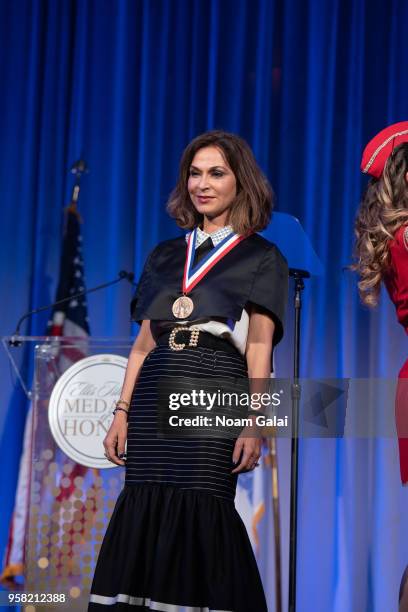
[9,270,136,347]
[288,267,309,612]
[6,160,137,397]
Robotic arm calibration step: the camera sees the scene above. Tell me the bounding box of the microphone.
[289,268,311,279]
[118,270,135,282]
[9,270,136,346]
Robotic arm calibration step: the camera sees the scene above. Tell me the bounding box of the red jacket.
[384,224,408,482]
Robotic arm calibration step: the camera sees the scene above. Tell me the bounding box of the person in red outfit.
[353,121,408,485]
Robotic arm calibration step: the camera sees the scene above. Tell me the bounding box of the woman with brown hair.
[88,130,288,611]
[353,121,408,485]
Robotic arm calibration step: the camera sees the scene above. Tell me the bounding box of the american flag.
[49,206,91,503]
[48,205,90,360]
[1,205,93,581]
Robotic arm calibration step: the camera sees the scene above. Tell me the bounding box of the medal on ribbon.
[172,228,249,319]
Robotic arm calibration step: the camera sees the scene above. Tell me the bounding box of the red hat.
[361,121,408,178]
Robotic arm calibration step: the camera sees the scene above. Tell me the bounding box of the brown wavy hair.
[166,130,273,234]
[352,142,408,306]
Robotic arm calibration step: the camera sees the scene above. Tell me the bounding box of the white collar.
[185,225,234,248]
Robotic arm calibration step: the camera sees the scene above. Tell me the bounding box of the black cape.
[130,232,288,346]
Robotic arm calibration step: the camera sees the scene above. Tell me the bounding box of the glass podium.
[2,336,133,610]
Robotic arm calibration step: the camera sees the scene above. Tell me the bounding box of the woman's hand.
[103,412,128,466]
[102,320,155,467]
[230,304,274,474]
[231,430,262,473]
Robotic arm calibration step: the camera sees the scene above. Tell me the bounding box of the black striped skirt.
[89,343,267,612]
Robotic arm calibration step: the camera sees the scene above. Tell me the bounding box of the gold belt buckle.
[169,326,200,351]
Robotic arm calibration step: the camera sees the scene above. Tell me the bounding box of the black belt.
[156,326,242,357]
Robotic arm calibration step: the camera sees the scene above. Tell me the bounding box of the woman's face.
[187,146,237,223]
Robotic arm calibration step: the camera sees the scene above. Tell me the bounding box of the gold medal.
[172,295,194,319]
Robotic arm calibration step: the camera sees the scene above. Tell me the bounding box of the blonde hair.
[352,143,408,306]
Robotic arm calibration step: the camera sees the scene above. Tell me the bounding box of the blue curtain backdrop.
[1,0,408,610]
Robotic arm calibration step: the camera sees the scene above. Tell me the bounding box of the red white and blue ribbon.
[182,227,249,294]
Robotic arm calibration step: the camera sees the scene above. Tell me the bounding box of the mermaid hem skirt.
[88,345,267,611]
[88,483,267,611]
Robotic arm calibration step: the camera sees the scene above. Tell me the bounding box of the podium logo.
[48,354,128,468]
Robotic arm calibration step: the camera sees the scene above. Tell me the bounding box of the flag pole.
[66,159,89,217]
